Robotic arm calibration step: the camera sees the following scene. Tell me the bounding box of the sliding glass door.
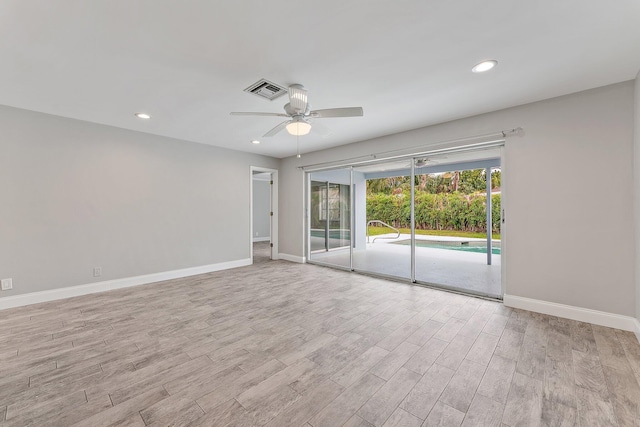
[306,147,503,299]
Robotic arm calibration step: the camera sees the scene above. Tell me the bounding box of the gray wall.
[280,81,636,317]
[252,179,271,240]
[0,105,279,298]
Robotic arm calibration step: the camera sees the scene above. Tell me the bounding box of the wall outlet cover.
[1,278,13,290]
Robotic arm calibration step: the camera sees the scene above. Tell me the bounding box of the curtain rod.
[298,127,523,171]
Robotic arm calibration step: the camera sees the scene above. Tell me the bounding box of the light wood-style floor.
[1,249,639,426]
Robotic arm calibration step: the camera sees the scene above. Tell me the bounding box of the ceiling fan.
[230,84,364,137]
[410,157,447,168]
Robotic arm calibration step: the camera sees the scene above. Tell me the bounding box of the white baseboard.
[278,253,306,263]
[504,294,639,337]
[252,237,270,242]
[0,258,251,311]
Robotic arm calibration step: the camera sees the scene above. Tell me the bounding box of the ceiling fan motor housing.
[284,102,311,117]
[288,84,308,113]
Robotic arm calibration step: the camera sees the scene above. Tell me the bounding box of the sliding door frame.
[304,143,506,300]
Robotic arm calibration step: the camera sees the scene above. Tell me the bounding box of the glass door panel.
[351,160,411,280]
[413,162,501,297]
[310,181,328,252]
[328,183,351,250]
[308,168,351,269]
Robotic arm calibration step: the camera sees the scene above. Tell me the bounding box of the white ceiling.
[1,1,639,159]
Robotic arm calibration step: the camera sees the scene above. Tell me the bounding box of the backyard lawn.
[367,226,500,240]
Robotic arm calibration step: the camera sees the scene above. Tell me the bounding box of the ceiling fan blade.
[263,120,290,137]
[308,120,332,137]
[230,112,289,117]
[288,84,308,113]
[310,107,364,118]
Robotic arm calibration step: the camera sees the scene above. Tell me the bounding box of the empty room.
[2,1,640,426]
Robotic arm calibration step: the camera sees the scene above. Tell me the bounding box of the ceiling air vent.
[243,79,288,101]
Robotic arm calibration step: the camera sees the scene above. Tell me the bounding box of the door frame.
[250,166,279,262]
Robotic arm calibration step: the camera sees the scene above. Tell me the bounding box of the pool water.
[310,229,351,240]
[391,239,501,255]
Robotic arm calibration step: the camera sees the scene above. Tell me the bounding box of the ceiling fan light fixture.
[472,60,497,73]
[286,119,311,136]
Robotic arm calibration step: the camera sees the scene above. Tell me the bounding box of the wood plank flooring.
[1,246,639,426]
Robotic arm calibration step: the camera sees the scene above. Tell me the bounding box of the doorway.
[251,166,278,264]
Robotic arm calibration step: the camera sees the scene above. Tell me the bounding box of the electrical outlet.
[255,232,259,236]
[1,278,12,291]
[93,267,102,277]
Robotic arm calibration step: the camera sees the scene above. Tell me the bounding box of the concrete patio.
[309,234,502,298]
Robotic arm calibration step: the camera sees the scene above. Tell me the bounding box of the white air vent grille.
[244,79,288,101]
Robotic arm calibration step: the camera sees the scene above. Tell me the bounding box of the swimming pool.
[310,229,351,240]
[390,239,501,255]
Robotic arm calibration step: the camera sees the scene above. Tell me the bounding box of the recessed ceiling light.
[135,112,151,119]
[251,140,260,144]
[472,60,498,73]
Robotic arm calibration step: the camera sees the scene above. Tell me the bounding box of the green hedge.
[367,192,500,232]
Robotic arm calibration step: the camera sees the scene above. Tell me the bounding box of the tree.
[451,171,460,192]
[458,169,485,193]
[491,169,501,189]
[367,168,501,195]
[366,178,390,194]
